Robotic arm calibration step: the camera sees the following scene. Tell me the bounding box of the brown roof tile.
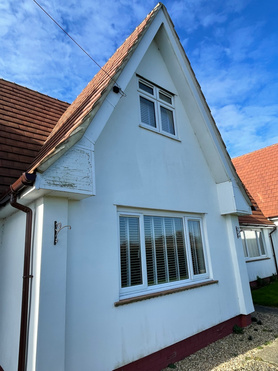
[0,79,69,195]
[233,143,278,220]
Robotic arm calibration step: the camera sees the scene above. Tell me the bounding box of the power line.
[32,0,125,96]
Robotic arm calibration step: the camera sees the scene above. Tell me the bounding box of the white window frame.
[137,78,177,139]
[118,209,210,299]
[240,228,267,261]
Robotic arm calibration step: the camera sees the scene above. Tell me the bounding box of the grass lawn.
[252,281,278,307]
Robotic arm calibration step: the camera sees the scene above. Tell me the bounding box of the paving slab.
[255,305,278,314]
[256,338,278,367]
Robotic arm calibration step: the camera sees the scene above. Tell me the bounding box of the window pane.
[175,218,189,280]
[120,216,142,288]
[144,216,156,286]
[140,97,156,127]
[257,231,265,255]
[160,106,175,135]
[153,217,167,284]
[159,92,172,104]
[245,230,260,257]
[144,216,188,286]
[188,220,206,275]
[240,231,248,257]
[165,217,178,282]
[139,81,153,95]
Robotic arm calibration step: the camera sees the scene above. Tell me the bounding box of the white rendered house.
[0,4,254,371]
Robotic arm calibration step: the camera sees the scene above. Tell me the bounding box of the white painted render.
[0,12,255,371]
[35,144,95,197]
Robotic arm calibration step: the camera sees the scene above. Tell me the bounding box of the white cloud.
[0,0,157,102]
[212,104,278,157]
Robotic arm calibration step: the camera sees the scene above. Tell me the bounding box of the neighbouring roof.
[233,143,278,221]
[238,187,273,226]
[0,79,69,195]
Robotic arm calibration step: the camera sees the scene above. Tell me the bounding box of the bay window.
[119,211,209,299]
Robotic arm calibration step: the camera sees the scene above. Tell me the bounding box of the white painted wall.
[61,40,253,371]
[34,197,69,371]
[0,210,26,371]
[271,219,278,273]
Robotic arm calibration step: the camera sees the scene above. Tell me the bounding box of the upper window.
[138,79,176,137]
[240,229,266,260]
[119,211,209,299]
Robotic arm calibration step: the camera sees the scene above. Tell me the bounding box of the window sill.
[114,280,218,307]
[139,124,181,142]
[246,257,270,263]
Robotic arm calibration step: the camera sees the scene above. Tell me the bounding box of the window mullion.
[184,218,194,280]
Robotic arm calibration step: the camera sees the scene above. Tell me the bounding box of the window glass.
[257,231,266,255]
[140,96,156,128]
[139,81,154,95]
[240,229,266,259]
[245,230,260,257]
[159,91,172,104]
[138,78,176,137]
[160,106,175,135]
[119,213,207,298]
[188,220,206,275]
[240,231,248,257]
[120,216,142,288]
[144,216,188,286]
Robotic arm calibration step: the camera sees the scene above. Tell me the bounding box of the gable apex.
[27,3,164,174]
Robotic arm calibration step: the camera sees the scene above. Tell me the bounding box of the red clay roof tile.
[233,143,278,220]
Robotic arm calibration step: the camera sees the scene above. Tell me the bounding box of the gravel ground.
[163,310,278,370]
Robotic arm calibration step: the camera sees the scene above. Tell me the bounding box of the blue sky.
[1,0,278,157]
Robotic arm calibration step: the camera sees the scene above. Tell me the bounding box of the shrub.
[233,325,244,334]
